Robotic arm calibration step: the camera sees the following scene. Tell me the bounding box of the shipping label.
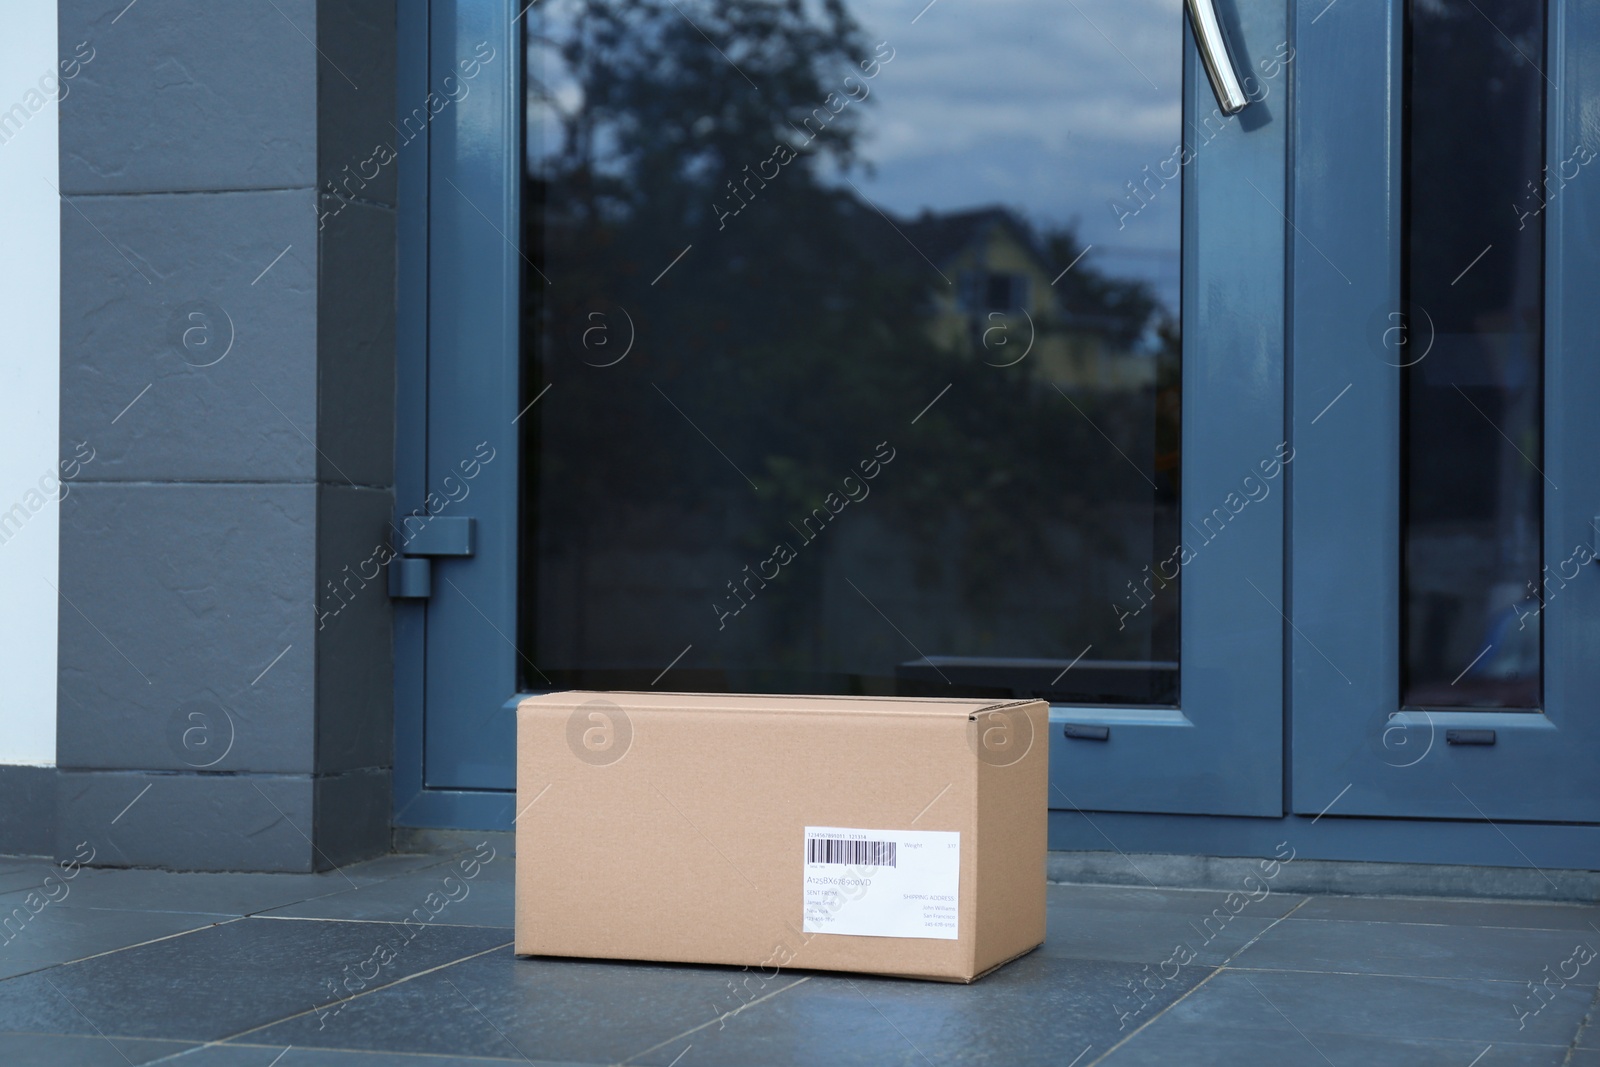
[801,826,960,939]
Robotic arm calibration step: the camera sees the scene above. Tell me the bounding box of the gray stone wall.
[53,0,397,871]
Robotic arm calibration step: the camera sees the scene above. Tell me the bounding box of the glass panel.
[521,0,1185,704]
[1401,0,1545,709]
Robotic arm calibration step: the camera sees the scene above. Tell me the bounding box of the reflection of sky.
[529,0,1185,313]
[835,0,1184,314]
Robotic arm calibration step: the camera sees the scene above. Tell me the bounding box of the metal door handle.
[1185,0,1248,116]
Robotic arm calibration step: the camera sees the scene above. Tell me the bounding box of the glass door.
[399,0,1291,824]
[1290,0,1600,822]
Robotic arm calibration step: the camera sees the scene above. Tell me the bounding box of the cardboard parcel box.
[515,691,1048,982]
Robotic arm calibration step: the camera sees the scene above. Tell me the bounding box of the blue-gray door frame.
[392,0,1600,856]
[1051,0,1288,818]
[394,0,1292,829]
[1289,0,1600,824]
[394,0,525,829]
[395,0,1295,829]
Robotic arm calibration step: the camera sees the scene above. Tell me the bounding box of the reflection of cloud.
[849,0,1182,157]
[839,0,1185,310]
[527,0,1188,307]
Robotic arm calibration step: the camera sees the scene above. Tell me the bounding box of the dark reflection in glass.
[1402,0,1545,709]
[520,0,1185,704]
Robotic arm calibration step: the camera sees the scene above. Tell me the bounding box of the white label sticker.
[802,826,960,940]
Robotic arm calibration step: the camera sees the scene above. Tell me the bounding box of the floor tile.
[1047,883,1307,921]
[5,870,314,919]
[0,917,511,1043]
[399,845,511,874]
[1154,968,1590,1047]
[246,946,1199,1067]
[1233,916,1598,982]
[253,952,970,1065]
[0,860,51,896]
[0,856,1591,1064]
[343,853,475,881]
[258,861,511,929]
[174,1043,565,1065]
[1103,1020,1569,1067]
[245,949,786,1064]
[0,855,447,921]
[1041,893,1283,968]
[0,904,226,980]
[633,952,1201,1067]
[1291,894,1600,932]
[0,1031,198,1066]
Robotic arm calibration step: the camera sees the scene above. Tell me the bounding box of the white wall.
[0,2,60,766]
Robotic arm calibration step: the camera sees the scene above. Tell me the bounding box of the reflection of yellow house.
[902,208,1158,391]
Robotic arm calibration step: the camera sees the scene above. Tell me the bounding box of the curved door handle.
[1184,0,1249,115]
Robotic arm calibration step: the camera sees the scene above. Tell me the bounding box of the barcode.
[807,837,897,868]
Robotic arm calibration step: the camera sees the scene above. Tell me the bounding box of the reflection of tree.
[1042,229,1161,354]
[523,0,1180,680]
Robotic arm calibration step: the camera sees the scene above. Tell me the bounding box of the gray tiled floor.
[0,844,1596,1065]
